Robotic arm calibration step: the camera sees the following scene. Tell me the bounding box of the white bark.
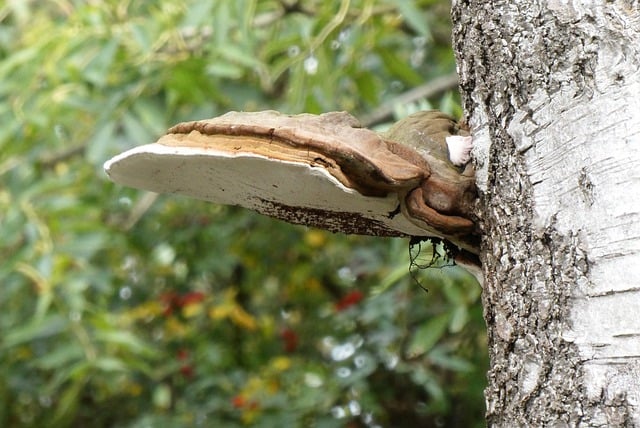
[453,1,640,425]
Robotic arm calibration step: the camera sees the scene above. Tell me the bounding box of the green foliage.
[0,1,486,427]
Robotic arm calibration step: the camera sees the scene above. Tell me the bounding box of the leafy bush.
[0,1,486,427]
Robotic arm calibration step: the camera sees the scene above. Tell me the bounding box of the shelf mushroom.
[104,110,480,269]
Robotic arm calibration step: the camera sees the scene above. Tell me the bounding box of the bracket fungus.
[104,110,479,260]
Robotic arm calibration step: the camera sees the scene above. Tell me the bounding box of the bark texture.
[452,1,640,426]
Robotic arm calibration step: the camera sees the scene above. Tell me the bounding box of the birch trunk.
[452,1,640,426]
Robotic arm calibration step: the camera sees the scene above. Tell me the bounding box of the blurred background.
[0,1,487,427]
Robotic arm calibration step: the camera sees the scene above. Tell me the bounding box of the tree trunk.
[452,1,640,426]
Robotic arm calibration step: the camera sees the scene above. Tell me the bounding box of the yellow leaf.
[304,230,327,248]
[208,303,232,320]
[241,407,260,425]
[208,288,257,330]
[165,317,188,337]
[122,301,164,323]
[270,356,291,372]
[181,302,203,318]
[231,306,257,331]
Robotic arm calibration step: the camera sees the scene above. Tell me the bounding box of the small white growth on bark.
[445,135,473,166]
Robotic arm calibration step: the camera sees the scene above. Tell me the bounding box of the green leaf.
[377,48,424,86]
[394,0,431,37]
[94,330,157,357]
[449,305,469,333]
[0,46,38,78]
[84,38,120,87]
[132,98,167,137]
[32,343,85,370]
[206,62,245,79]
[87,120,117,165]
[215,44,264,69]
[122,112,153,146]
[92,357,128,372]
[2,314,68,348]
[429,348,474,372]
[153,383,172,410]
[355,72,380,106]
[51,376,86,426]
[406,313,449,358]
